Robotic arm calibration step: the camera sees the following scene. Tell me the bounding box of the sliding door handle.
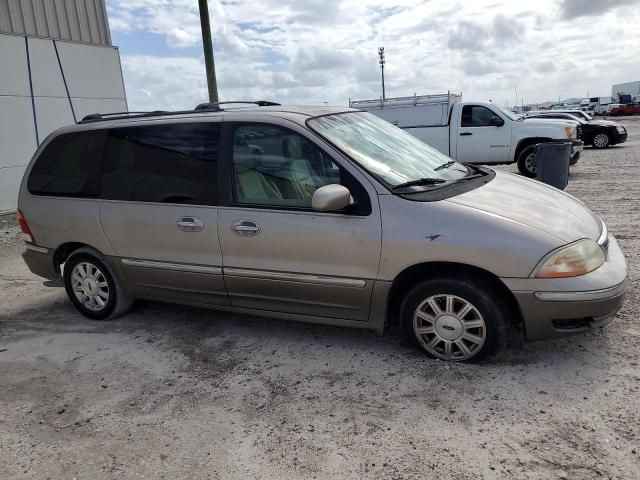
[232,220,260,236]
[177,216,204,232]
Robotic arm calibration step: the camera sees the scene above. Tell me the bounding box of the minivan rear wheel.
[400,277,508,362]
[63,249,133,320]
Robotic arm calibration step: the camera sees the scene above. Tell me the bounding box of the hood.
[523,117,580,127]
[446,171,601,243]
[588,119,622,127]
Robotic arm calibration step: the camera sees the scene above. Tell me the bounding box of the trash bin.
[535,141,571,190]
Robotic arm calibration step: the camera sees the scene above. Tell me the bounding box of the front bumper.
[570,139,583,158]
[501,234,628,341]
[612,131,628,145]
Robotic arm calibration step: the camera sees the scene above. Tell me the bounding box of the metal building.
[0,0,127,213]
[611,81,640,102]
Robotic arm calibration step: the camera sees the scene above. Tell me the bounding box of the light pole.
[378,47,386,100]
[198,0,219,103]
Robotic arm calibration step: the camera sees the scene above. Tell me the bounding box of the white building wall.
[0,32,127,213]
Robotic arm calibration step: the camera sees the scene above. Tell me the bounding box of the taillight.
[16,210,35,244]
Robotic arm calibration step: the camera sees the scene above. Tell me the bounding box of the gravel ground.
[1,118,639,479]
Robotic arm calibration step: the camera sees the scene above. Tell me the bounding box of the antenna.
[378,47,386,100]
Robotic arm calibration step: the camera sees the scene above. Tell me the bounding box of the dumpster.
[535,141,571,190]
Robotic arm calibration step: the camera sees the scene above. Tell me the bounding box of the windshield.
[498,107,520,121]
[307,112,467,188]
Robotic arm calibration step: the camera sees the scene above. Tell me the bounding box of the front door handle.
[232,220,260,236]
[460,132,473,136]
[177,216,204,232]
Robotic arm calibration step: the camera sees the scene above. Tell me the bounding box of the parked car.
[349,94,583,178]
[529,109,593,122]
[18,103,628,362]
[609,104,640,116]
[525,112,627,148]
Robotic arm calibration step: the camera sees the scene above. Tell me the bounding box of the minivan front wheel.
[63,249,132,320]
[400,278,508,362]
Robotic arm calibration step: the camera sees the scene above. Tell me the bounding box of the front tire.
[400,277,509,362]
[517,145,537,178]
[592,131,610,149]
[63,249,133,320]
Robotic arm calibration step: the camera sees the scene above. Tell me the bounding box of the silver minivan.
[18,103,628,362]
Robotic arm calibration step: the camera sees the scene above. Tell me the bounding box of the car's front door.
[218,120,382,321]
[456,105,511,164]
[98,120,228,306]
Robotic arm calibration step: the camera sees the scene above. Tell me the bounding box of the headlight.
[565,126,575,139]
[535,239,605,278]
[616,126,625,133]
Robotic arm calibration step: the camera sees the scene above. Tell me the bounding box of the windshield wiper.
[392,178,447,191]
[434,161,457,171]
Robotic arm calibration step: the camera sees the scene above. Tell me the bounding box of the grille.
[576,125,583,139]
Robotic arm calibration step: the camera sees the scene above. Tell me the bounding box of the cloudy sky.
[106,0,640,111]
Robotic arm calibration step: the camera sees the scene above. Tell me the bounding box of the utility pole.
[198,0,219,103]
[378,47,386,100]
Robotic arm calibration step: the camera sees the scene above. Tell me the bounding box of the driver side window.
[461,105,498,127]
[232,124,341,208]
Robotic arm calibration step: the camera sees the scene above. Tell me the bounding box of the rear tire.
[400,277,509,362]
[517,145,537,178]
[592,131,610,149]
[63,248,133,320]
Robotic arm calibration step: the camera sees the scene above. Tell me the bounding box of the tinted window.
[101,123,219,205]
[232,123,370,214]
[461,105,498,127]
[28,131,104,197]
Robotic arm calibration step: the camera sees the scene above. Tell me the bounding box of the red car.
[609,104,640,116]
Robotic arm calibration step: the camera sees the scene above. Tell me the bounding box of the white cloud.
[108,0,640,110]
[166,27,198,48]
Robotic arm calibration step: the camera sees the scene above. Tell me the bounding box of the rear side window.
[101,123,220,205]
[28,131,105,197]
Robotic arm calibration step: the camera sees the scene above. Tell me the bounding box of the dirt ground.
[1,119,639,480]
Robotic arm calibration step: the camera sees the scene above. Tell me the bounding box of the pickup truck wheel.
[517,146,537,178]
[400,277,508,362]
[592,131,610,149]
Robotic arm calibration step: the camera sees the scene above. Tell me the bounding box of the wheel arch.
[514,137,552,161]
[385,261,524,331]
[54,242,104,275]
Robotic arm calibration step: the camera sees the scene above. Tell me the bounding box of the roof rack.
[78,101,281,124]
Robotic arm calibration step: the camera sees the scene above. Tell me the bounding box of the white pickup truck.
[349,93,583,177]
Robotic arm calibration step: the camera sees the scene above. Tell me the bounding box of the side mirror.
[312,184,352,212]
[489,115,504,127]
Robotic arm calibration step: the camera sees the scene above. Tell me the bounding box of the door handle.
[232,220,260,236]
[177,216,204,232]
[460,132,473,136]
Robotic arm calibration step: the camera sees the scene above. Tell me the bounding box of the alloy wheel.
[70,262,110,312]
[593,133,609,148]
[413,294,486,361]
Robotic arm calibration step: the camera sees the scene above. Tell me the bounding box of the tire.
[63,248,133,320]
[400,277,509,362]
[517,145,537,178]
[592,131,610,149]
[570,152,580,165]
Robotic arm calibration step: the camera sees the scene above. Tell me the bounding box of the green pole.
[198,0,219,103]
